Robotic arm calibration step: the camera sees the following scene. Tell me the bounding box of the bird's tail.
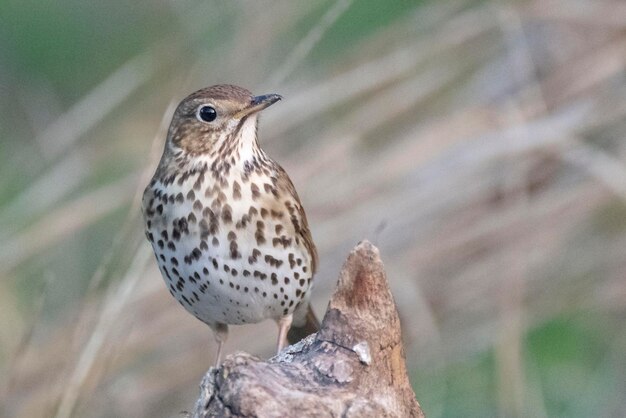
[287,305,320,344]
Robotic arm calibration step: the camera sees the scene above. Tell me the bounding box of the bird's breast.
[142,167,314,325]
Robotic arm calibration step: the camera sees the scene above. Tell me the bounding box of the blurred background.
[1,0,625,417]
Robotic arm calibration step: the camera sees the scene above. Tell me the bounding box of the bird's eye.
[197,105,217,122]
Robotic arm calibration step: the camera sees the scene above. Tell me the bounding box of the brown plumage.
[142,85,319,366]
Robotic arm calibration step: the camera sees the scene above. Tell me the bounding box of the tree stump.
[191,241,424,418]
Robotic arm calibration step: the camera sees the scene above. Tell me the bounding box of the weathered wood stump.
[191,241,424,418]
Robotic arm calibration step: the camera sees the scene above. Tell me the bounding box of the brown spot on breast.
[208,210,219,234]
[263,254,283,268]
[233,181,241,200]
[288,253,295,268]
[264,183,278,197]
[255,230,265,245]
[236,214,250,229]
[251,183,260,200]
[193,174,204,191]
[230,241,241,259]
[177,217,189,234]
[222,204,232,224]
[199,219,210,239]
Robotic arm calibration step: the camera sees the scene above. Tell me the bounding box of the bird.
[142,84,319,366]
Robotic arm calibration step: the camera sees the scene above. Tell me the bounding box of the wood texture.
[190,240,424,418]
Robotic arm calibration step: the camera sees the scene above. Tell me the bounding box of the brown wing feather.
[273,163,318,274]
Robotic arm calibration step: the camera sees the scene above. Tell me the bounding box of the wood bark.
[190,240,425,418]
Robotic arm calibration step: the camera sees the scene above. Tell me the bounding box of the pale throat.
[176,115,264,173]
[236,115,262,163]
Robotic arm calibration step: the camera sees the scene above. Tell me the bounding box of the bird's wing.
[273,163,318,274]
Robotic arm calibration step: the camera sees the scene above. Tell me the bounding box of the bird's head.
[165,84,281,157]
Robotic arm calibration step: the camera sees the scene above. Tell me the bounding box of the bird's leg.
[215,340,224,367]
[276,314,293,354]
[213,323,228,367]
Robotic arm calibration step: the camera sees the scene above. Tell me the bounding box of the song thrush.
[142,85,319,366]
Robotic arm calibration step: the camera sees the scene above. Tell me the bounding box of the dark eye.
[197,105,217,122]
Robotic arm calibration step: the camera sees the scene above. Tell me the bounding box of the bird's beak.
[235,94,282,119]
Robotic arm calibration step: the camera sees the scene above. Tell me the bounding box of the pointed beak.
[235,93,282,119]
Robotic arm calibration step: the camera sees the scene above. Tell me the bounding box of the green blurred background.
[1,0,625,417]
